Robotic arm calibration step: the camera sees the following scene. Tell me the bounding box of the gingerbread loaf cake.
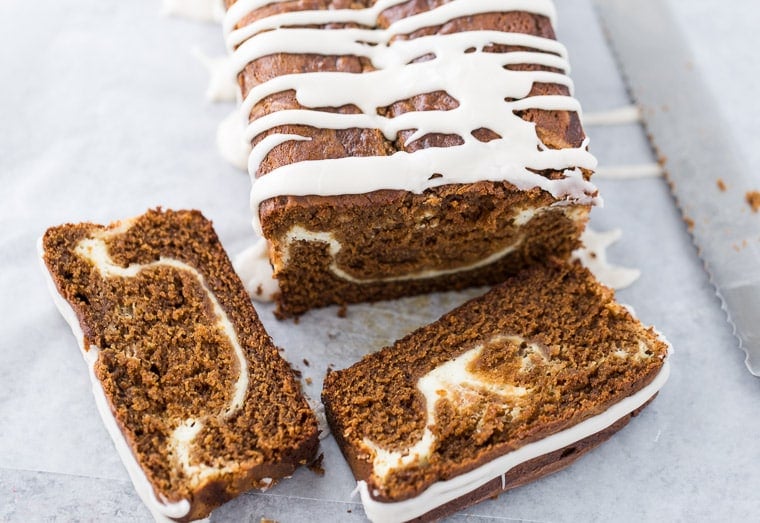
[322,262,670,522]
[222,0,599,317]
[39,209,319,521]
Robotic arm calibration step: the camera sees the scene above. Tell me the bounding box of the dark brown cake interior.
[323,262,667,503]
[42,209,318,521]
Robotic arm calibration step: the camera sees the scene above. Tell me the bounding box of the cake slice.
[322,262,670,522]
[223,0,599,316]
[39,209,319,522]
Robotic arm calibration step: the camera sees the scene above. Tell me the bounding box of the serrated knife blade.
[594,0,760,376]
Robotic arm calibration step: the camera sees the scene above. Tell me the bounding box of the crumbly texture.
[42,209,319,521]
[226,0,595,317]
[745,191,760,213]
[322,262,668,511]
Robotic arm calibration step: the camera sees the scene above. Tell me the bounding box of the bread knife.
[594,0,760,376]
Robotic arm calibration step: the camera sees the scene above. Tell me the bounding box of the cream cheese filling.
[357,358,671,523]
[39,221,253,516]
[37,237,191,522]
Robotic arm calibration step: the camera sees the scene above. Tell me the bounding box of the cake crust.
[40,209,319,521]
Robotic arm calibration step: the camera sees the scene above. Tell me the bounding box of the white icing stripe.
[37,238,191,522]
[573,228,641,290]
[193,48,239,103]
[219,0,598,235]
[224,0,558,49]
[249,143,596,235]
[234,237,280,302]
[237,30,570,118]
[217,109,252,171]
[583,105,641,126]
[358,358,671,523]
[594,163,664,179]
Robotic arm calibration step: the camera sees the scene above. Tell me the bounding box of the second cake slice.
[39,209,319,521]
[323,262,669,522]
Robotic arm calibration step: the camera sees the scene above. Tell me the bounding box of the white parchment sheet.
[1,0,758,521]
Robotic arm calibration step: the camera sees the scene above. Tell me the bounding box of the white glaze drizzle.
[163,0,225,23]
[573,227,640,290]
[582,105,641,126]
[37,238,191,522]
[358,357,671,523]
[217,109,252,170]
[193,48,239,102]
[219,0,598,235]
[594,163,664,180]
[234,236,279,301]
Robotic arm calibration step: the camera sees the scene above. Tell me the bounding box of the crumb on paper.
[337,304,347,318]
[657,154,668,166]
[684,217,695,232]
[261,518,278,523]
[717,178,727,192]
[308,453,325,476]
[305,377,313,385]
[292,368,303,379]
[303,358,310,366]
[746,191,760,213]
[255,284,263,296]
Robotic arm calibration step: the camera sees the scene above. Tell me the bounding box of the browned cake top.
[223,0,594,234]
[323,262,668,501]
[42,209,317,504]
[228,0,583,176]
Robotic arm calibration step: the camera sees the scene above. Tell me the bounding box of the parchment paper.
[1,0,759,521]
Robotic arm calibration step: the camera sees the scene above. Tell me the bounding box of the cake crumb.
[261,518,278,523]
[303,358,310,366]
[255,284,263,296]
[337,304,347,318]
[305,377,313,385]
[292,368,303,379]
[684,217,695,232]
[308,453,325,476]
[746,191,760,213]
[716,178,727,192]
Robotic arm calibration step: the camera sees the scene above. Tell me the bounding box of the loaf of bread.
[323,262,669,522]
[223,0,599,316]
[39,209,319,521]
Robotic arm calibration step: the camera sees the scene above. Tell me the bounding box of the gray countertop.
[1,0,759,521]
